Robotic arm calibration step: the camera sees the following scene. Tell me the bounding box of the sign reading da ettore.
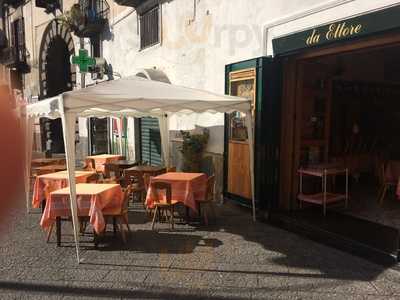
[273,5,400,55]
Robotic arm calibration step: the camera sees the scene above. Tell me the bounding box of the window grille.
[139,6,160,50]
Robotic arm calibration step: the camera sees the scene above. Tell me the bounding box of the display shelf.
[298,166,348,216]
[298,192,347,205]
[300,71,332,165]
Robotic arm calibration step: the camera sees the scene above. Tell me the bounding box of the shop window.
[139,6,160,50]
[228,69,256,141]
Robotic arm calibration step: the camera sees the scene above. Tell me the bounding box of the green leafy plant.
[56,4,85,32]
[180,129,209,172]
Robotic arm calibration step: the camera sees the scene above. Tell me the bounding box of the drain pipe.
[263,0,356,56]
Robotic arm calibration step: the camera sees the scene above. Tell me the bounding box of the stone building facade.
[1,0,399,199]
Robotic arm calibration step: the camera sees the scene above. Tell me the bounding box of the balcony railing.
[3,0,24,8]
[74,0,110,37]
[35,0,62,14]
[1,46,30,73]
[114,0,145,7]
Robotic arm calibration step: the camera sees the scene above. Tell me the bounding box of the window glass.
[140,6,160,50]
[228,70,256,141]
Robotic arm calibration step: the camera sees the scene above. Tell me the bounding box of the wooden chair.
[124,169,146,203]
[198,175,216,225]
[151,182,179,230]
[378,161,398,205]
[167,167,176,172]
[101,185,132,244]
[104,163,122,179]
[143,174,151,191]
[83,158,96,171]
[86,172,99,183]
[143,174,153,215]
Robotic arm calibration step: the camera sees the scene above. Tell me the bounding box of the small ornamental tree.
[180,129,209,172]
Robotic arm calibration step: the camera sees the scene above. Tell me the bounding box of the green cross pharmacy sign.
[71,49,96,73]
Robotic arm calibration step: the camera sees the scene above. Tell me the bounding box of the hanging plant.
[56,4,85,33]
[179,129,209,172]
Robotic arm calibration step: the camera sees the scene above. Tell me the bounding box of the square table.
[32,170,96,209]
[86,154,123,172]
[31,157,66,167]
[104,160,139,178]
[124,165,166,178]
[145,172,207,212]
[42,183,123,245]
[32,164,67,175]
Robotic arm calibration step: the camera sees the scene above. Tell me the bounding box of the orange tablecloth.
[86,154,123,172]
[145,172,207,212]
[32,171,96,208]
[41,183,123,234]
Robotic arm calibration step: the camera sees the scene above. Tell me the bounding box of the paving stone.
[1,199,400,298]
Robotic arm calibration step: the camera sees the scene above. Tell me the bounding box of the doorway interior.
[295,43,400,230]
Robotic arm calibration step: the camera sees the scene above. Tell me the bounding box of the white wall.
[19,0,400,156]
[102,0,400,154]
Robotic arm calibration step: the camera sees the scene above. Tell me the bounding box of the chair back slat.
[206,175,215,202]
[124,169,145,188]
[151,181,172,204]
[122,184,133,211]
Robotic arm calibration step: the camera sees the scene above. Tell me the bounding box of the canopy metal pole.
[158,114,170,168]
[115,117,123,155]
[245,112,256,221]
[60,97,81,263]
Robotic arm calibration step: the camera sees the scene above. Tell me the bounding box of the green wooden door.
[224,56,283,212]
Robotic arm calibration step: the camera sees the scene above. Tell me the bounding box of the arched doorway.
[38,20,75,154]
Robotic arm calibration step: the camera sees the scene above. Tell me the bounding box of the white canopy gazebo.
[24,76,255,263]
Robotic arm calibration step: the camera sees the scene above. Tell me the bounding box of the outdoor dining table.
[145,172,207,212]
[124,165,166,177]
[104,160,139,178]
[32,170,96,209]
[32,164,67,175]
[86,154,124,172]
[31,157,66,167]
[41,183,123,246]
[106,160,139,169]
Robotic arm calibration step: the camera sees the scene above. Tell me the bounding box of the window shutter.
[140,117,162,166]
[139,6,160,50]
[16,18,25,63]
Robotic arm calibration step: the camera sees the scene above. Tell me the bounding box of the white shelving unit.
[298,166,349,216]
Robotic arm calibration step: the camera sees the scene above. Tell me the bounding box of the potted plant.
[180,129,209,172]
[56,4,85,33]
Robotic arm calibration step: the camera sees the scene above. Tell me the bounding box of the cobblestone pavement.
[1,197,400,299]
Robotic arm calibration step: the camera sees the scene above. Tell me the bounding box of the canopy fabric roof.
[24,75,254,264]
[27,76,251,118]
